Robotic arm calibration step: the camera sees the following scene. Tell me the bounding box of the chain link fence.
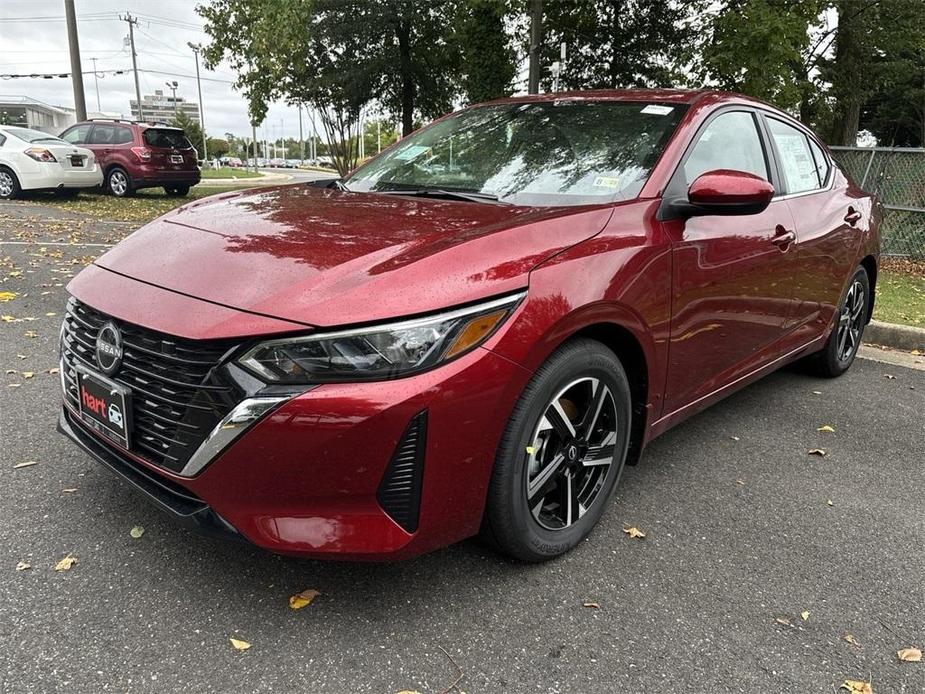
[829,146,925,259]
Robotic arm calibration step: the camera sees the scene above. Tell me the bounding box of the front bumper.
[60,345,531,560]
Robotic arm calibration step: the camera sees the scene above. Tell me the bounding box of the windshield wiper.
[373,187,503,204]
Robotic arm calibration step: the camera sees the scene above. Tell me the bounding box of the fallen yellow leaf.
[288,588,321,610]
[16,561,31,571]
[22,372,34,379]
[801,610,810,621]
[54,554,77,572]
[229,637,251,651]
[623,526,645,539]
[24,330,37,338]
[0,291,17,302]
[827,499,834,507]
[775,617,792,626]
[817,425,835,433]
[583,602,600,609]
[898,647,922,662]
[808,448,827,457]
[844,634,858,645]
[130,526,145,539]
[840,679,872,694]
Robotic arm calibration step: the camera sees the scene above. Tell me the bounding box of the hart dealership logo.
[95,322,123,375]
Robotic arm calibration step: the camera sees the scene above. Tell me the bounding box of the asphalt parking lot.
[1,197,923,694]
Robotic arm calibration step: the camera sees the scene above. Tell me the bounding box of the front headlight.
[238,291,525,383]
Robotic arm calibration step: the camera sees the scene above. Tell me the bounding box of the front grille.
[61,297,240,474]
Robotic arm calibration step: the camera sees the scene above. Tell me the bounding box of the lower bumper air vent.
[376,411,427,533]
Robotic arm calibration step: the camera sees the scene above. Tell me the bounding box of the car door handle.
[771,228,796,248]
[844,207,862,225]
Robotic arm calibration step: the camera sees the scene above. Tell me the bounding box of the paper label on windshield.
[641,104,674,116]
[593,176,621,188]
[394,145,429,161]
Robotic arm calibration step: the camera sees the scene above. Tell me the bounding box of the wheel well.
[569,323,648,466]
[860,255,877,322]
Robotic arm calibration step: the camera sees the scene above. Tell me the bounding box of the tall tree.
[458,0,517,104]
[697,0,826,123]
[539,0,695,91]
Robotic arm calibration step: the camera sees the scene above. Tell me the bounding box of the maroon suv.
[58,120,200,197]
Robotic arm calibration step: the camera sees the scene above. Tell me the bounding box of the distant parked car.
[0,126,102,199]
[225,157,243,168]
[58,119,200,197]
[269,157,285,168]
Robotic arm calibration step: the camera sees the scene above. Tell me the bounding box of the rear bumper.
[132,166,200,188]
[19,168,103,191]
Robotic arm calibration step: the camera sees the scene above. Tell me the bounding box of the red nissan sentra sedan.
[58,90,880,561]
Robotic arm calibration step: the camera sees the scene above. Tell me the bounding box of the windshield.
[346,100,687,206]
[6,127,67,144]
[143,128,192,149]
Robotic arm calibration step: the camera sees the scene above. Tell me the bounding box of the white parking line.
[0,241,114,247]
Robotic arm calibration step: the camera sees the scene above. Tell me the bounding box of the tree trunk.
[396,20,414,137]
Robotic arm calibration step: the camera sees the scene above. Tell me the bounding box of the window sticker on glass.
[641,105,674,116]
[593,176,621,188]
[394,144,430,161]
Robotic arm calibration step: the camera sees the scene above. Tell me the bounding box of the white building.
[0,95,77,132]
[130,90,199,125]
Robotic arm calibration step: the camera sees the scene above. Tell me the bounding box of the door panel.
[662,201,799,413]
[661,108,800,415]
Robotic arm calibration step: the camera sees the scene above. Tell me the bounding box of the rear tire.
[0,167,21,200]
[106,167,133,197]
[481,339,632,562]
[164,185,190,197]
[805,266,870,377]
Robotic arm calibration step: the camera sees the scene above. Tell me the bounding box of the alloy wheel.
[109,170,127,196]
[525,377,619,530]
[0,171,13,198]
[836,280,865,362]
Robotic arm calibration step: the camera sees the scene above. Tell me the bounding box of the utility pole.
[90,57,101,112]
[187,43,207,162]
[120,13,143,121]
[65,0,87,121]
[527,0,543,95]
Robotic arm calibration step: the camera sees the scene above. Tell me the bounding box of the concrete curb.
[864,319,925,353]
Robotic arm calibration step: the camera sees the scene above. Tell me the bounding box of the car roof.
[479,88,767,108]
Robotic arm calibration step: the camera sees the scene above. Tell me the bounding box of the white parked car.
[0,126,103,199]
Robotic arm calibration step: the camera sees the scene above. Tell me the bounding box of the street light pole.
[187,42,207,162]
[64,0,87,121]
[298,104,304,165]
[90,57,101,112]
[166,81,178,118]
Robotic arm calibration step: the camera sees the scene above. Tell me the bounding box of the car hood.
[93,185,613,327]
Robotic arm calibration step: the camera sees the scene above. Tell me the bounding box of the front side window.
[766,118,819,194]
[61,124,92,144]
[683,111,769,185]
[346,101,688,207]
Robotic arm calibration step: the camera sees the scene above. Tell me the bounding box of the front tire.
[481,339,632,562]
[0,167,21,200]
[106,167,133,197]
[806,266,870,377]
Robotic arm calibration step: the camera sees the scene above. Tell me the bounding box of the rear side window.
[0,134,6,147]
[143,129,191,149]
[807,137,830,186]
[61,124,92,144]
[766,118,819,194]
[88,124,117,145]
[683,111,769,185]
[113,126,134,145]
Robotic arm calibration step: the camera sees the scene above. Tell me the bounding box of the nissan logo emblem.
[95,321,123,375]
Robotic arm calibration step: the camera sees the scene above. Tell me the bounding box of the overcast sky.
[0,0,332,140]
